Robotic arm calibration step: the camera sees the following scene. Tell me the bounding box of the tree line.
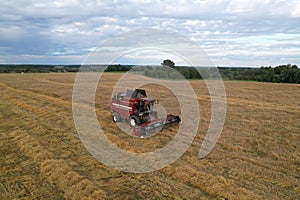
[137,60,300,84]
[0,62,299,84]
[218,64,300,83]
[0,64,132,73]
[0,65,80,73]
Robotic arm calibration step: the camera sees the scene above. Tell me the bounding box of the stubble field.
[0,72,299,199]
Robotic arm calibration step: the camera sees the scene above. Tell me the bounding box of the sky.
[0,0,300,67]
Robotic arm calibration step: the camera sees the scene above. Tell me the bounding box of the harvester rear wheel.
[112,112,120,122]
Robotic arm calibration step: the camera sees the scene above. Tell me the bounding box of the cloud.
[0,25,26,42]
[0,0,299,66]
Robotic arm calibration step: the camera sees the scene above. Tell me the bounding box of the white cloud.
[291,1,300,17]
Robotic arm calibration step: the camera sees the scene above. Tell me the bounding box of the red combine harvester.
[111,89,180,138]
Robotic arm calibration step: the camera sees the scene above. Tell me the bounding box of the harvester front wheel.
[130,115,141,127]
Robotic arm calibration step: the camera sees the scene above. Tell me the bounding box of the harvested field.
[0,72,299,199]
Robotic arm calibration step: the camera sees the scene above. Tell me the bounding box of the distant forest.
[0,63,299,84]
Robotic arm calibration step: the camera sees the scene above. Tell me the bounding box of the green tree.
[161,59,175,68]
[296,70,300,83]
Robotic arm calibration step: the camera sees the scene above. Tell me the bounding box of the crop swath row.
[8,130,106,199]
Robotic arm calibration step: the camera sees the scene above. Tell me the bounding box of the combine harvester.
[111,89,180,138]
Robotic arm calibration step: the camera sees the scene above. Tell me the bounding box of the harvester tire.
[112,112,120,122]
[130,115,141,127]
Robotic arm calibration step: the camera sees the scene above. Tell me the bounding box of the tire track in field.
[198,95,300,113]
[179,92,300,113]
[0,81,71,108]
[1,80,107,119]
[0,80,93,129]
[33,78,74,87]
[8,130,106,199]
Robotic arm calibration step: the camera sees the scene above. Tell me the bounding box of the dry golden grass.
[0,72,299,199]
[5,130,106,199]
